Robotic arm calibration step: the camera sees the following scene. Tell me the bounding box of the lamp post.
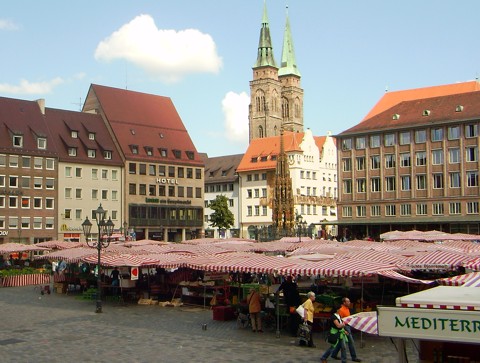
[123,221,128,240]
[296,216,307,242]
[81,204,114,313]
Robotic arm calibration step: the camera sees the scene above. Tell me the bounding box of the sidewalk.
[0,286,419,363]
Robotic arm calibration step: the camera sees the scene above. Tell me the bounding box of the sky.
[2,1,480,157]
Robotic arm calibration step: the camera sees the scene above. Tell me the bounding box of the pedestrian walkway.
[0,286,419,363]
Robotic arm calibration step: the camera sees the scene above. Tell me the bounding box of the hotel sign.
[377,306,480,344]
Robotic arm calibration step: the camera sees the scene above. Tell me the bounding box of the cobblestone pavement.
[0,286,419,363]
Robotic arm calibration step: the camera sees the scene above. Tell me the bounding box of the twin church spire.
[249,1,304,143]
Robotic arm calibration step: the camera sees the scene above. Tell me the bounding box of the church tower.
[249,3,304,142]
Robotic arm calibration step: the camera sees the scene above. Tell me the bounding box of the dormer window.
[37,138,47,149]
[87,149,96,158]
[251,157,258,163]
[221,170,227,176]
[68,147,77,156]
[71,131,78,138]
[186,151,194,160]
[13,135,23,148]
[260,156,268,162]
[88,133,95,140]
[145,147,153,156]
[103,150,112,160]
[159,148,167,157]
[423,110,431,116]
[130,145,138,154]
[455,105,464,112]
[209,171,214,177]
[173,149,181,159]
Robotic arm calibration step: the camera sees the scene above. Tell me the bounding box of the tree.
[208,195,234,237]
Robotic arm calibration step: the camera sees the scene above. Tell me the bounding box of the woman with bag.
[320,305,348,363]
[302,291,316,347]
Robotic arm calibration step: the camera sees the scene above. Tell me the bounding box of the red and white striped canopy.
[343,311,378,335]
[34,247,96,263]
[462,272,480,287]
[0,242,49,253]
[464,257,480,271]
[438,271,480,287]
[399,250,471,270]
[277,258,398,277]
[378,270,434,285]
[81,253,161,267]
[35,241,83,250]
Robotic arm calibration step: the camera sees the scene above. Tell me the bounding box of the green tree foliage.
[208,195,234,231]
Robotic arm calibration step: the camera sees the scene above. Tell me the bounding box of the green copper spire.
[279,6,301,77]
[254,0,277,68]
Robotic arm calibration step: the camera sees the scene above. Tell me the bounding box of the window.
[89,133,95,140]
[432,203,444,215]
[262,206,267,216]
[385,176,396,191]
[356,157,365,171]
[159,185,166,197]
[87,149,96,158]
[139,184,147,195]
[247,206,252,216]
[45,217,54,229]
[65,166,72,177]
[385,154,395,168]
[45,178,54,190]
[46,158,54,170]
[370,135,380,148]
[37,137,47,150]
[371,205,381,216]
[64,209,71,219]
[0,196,5,207]
[385,205,396,216]
[465,124,478,138]
[400,153,411,167]
[187,168,193,179]
[343,180,352,194]
[254,206,260,216]
[45,198,54,209]
[399,132,411,145]
[450,172,461,188]
[195,187,201,198]
[33,177,42,189]
[450,202,461,215]
[129,184,136,195]
[400,204,411,216]
[355,137,366,149]
[168,186,175,197]
[71,130,78,138]
[75,209,82,220]
[356,206,366,217]
[196,169,202,179]
[65,188,72,198]
[139,164,146,175]
[9,217,18,228]
[370,155,380,170]
[262,188,267,198]
[466,146,478,162]
[92,189,98,199]
[431,128,443,141]
[129,163,136,174]
[131,145,138,154]
[356,179,366,193]
[254,189,260,198]
[416,174,427,190]
[21,176,29,188]
[159,148,167,157]
[75,168,82,177]
[247,189,252,198]
[448,126,460,140]
[432,149,444,165]
[342,206,352,217]
[92,169,98,179]
[68,148,77,156]
[0,175,4,187]
[102,190,108,200]
[401,176,411,191]
[449,148,460,164]
[9,155,18,167]
[467,202,479,214]
[173,149,181,159]
[415,130,426,143]
[371,178,381,192]
[0,154,5,166]
[33,217,42,229]
[21,197,30,209]
[342,158,352,172]
[9,176,18,188]
[467,171,478,187]
[416,151,426,166]
[102,170,108,179]
[103,151,112,159]
[417,203,427,215]
[22,156,31,168]
[145,147,153,156]
[33,198,42,209]
[112,190,118,200]
[13,135,23,147]
[384,133,395,146]
[168,166,175,177]
[112,170,118,180]
[342,139,352,150]
[433,173,443,189]
[74,189,81,199]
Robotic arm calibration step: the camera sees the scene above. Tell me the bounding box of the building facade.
[336,81,480,240]
[0,98,58,244]
[202,154,243,239]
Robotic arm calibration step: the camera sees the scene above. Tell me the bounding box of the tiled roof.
[85,84,202,166]
[202,154,244,183]
[340,90,480,135]
[45,107,123,165]
[362,80,480,121]
[237,131,326,172]
[0,97,57,156]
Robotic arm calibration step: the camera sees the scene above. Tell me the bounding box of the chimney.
[35,99,45,115]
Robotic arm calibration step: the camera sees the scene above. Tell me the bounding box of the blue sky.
[2,1,480,157]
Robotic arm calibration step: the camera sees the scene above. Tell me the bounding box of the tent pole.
[360,276,364,348]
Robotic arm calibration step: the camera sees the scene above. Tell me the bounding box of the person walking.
[247,288,262,332]
[276,276,301,336]
[320,307,348,363]
[302,291,316,347]
[331,297,361,362]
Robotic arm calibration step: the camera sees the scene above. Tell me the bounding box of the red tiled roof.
[85,84,202,166]
[0,97,58,156]
[237,131,326,172]
[362,80,480,121]
[340,90,480,135]
[45,107,123,165]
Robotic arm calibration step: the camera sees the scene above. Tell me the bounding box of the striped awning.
[399,250,471,270]
[343,311,378,335]
[81,253,161,267]
[378,270,434,285]
[34,247,96,263]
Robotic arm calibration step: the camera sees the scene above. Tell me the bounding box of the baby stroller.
[297,322,311,346]
[236,304,250,329]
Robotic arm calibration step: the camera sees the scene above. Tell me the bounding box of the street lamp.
[123,221,128,240]
[81,204,115,313]
[296,216,307,242]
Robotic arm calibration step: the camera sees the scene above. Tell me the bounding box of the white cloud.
[94,14,223,83]
[222,91,249,144]
[0,19,19,31]
[0,78,64,94]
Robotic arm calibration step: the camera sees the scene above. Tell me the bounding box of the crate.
[212,306,235,321]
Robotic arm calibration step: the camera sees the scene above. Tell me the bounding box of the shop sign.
[131,267,139,280]
[60,224,83,231]
[351,275,378,284]
[0,189,23,196]
[377,306,480,344]
[156,178,179,185]
[0,230,8,236]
